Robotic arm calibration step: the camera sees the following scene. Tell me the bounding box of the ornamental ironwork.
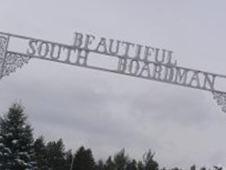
[0,31,226,113]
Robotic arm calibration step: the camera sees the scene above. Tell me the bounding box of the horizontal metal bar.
[7,50,226,94]
[1,31,226,79]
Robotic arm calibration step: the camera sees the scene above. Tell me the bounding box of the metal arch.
[0,31,226,113]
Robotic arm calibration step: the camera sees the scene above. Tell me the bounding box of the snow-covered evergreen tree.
[0,103,36,170]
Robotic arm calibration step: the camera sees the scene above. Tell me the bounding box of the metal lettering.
[84,34,95,50]
[50,43,62,60]
[1,31,226,112]
[153,64,163,80]
[74,32,84,47]
[109,39,121,55]
[129,59,140,75]
[134,44,143,60]
[27,40,38,56]
[189,71,201,88]
[117,58,127,73]
[122,41,135,58]
[139,62,151,78]
[203,73,216,90]
[174,68,188,85]
[96,38,108,54]
[144,46,155,62]
[164,66,175,82]
[163,49,177,66]
[76,49,89,66]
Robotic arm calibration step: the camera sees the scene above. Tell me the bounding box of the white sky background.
[0,0,226,168]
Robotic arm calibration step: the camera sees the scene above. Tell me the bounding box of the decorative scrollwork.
[213,91,226,112]
[0,36,8,79]
[0,36,31,79]
[0,36,7,58]
[1,52,30,79]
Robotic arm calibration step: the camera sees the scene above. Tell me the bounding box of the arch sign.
[0,31,226,112]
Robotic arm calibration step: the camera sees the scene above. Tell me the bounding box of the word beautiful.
[73,32,216,91]
[73,32,177,66]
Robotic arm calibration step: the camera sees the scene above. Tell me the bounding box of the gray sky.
[0,0,226,168]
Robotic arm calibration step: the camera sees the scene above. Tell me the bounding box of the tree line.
[0,103,223,170]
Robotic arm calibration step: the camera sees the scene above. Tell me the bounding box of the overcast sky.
[0,0,226,168]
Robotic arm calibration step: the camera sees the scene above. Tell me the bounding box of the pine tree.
[64,150,73,170]
[126,159,137,170]
[73,146,96,170]
[190,165,196,170]
[96,160,105,170]
[0,103,36,170]
[114,149,129,170]
[33,136,48,170]
[143,150,158,170]
[137,161,144,170]
[46,139,66,170]
[105,156,115,170]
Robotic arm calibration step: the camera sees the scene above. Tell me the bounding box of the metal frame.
[0,31,225,112]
